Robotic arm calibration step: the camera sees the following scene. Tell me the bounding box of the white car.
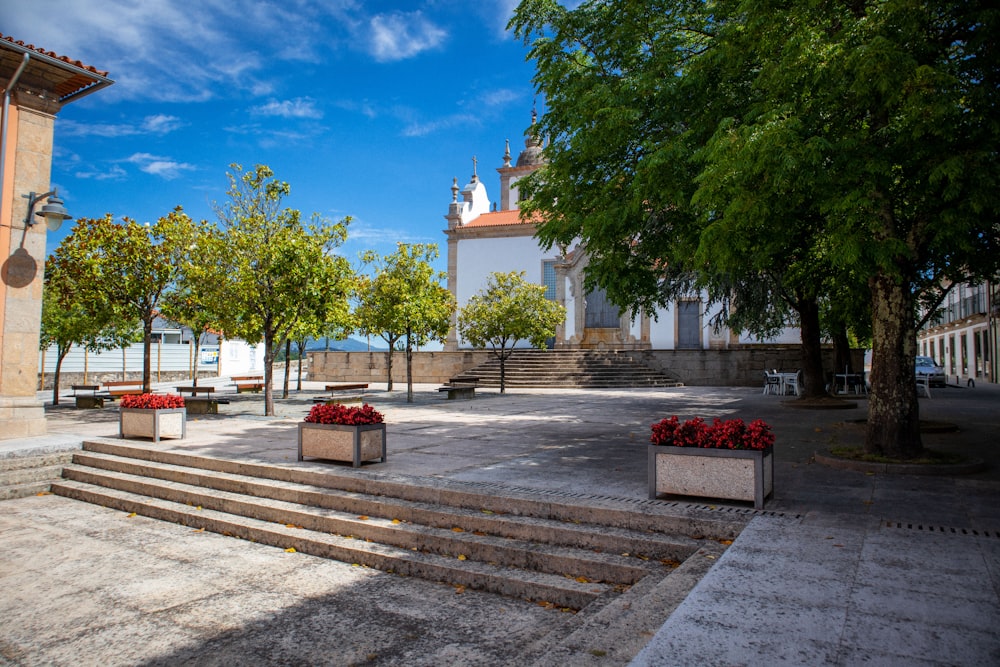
[915,356,946,387]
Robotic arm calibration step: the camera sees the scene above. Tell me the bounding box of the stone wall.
[309,347,865,387]
[309,350,495,386]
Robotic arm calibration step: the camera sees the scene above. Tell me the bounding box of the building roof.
[1,33,112,104]
[462,209,541,228]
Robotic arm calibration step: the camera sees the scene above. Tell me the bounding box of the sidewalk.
[2,381,998,665]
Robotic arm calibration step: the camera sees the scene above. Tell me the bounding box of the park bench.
[231,375,265,393]
[438,382,476,400]
[102,380,144,398]
[312,382,370,405]
[72,384,104,409]
[175,386,231,414]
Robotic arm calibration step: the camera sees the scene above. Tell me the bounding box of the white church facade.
[443,114,801,353]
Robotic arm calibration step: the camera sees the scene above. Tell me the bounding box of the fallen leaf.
[575,576,590,583]
[196,506,202,511]
[481,509,494,515]
[357,515,369,521]
[35,491,52,496]
[457,554,467,561]
[285,547,296,553]
[705,554,716,560]
[719,539,734,546]
[454,584,466,594]
[285,524,303,529]
[192,527,205,533]
[452,527,464,533]
[127,512,137,518]
[391,519,402,525]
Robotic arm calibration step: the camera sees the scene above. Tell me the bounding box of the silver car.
[915,355,946,387]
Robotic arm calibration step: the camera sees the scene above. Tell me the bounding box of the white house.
[443,112,800,352]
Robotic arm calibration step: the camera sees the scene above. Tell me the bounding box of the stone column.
[0,104,55,438]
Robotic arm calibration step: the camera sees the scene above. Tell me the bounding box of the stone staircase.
[0,451,75,500]
[51,440,741,616]
[454,350,682,389]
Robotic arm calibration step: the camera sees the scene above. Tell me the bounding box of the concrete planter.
[119,408,186,443]
[648,444,773,509]
[298,422,386,467]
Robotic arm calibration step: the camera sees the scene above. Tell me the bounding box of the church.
[442,113,800,353]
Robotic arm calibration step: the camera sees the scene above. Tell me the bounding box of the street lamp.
[23,189,72,231]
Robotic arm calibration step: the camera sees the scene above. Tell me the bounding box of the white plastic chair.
[763,371,782,395]
[783,370,802,396]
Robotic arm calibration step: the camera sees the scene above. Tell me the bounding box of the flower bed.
[648,416,774,509]
[299,403,386,467]
[120,393,185,410]
[119,394,186,443]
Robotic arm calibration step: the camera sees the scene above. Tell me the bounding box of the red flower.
[120,393,185,409]
[305,403,384,425]
[650,416,773,450]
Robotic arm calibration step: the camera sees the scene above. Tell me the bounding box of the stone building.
[0,34,112,438]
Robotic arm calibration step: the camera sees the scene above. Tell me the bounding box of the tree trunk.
[296,342,304,391]
[142,318,153,393]
[282,339,291,399]
[866,273,922,458]
[498,348,507,394]
[385,348,394,391]
[406,327,414,403]
[796,297,828,398]
[832,323,853,375]
[52,345,70,406]
[264,329,275,416]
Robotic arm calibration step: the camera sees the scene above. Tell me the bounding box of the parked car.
[915,356,946,387]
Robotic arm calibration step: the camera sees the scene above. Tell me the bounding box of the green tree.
[512,0,1000,457]
[47,210,191,393]
[158,217,228,386]
[213,164,354,416]
[356,244,454,402]
[40,263,137,405]
[458,271,565,394]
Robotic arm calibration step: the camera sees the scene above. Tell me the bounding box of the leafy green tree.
[356,244,454,402]
[158,217,228,386]
[47,210,191,393]
[512,0,1000,457]
[40,264,137,405]
[213,164,354,416]
[458,271,566,393]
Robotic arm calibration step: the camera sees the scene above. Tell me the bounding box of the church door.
[677,300,702,349]
[585,287,620,328]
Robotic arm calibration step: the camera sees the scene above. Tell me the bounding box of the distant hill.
[304,337,386,352]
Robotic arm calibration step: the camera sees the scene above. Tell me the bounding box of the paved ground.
[1,379,999,665]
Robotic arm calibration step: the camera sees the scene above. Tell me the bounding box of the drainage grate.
[883,521,1000,538]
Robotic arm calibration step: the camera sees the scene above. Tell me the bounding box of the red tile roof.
[463,209,541,228]
[1,33,109,77]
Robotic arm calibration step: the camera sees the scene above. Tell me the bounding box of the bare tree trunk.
[282,339,291,399]
[866,273,922,458]
[406,328,414,403]
[264,328,275,416]
[142,318,153,393]
[385,349,394,391]
[52,346,71,406]
[796,297,828,398]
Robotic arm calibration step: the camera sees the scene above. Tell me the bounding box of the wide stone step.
[0,452,75,500]
[51,440,744,612]
[60,461,662,586]
[52,478,609,610]
[69,451,703,562]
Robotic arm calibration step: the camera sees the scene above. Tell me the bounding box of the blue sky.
[7,0,541,273]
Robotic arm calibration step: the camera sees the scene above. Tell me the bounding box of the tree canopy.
[213,164,354,416]
[356,243,453,401]
[512,0,1000,456]
[458,271,566,393]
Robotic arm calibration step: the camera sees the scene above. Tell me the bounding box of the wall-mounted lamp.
[23,189,72,232]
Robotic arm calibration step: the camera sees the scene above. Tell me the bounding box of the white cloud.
[125,153,196,180]
[369,11,447,62]
[58,114,183,138]
[75,165,128,181]
[252,98,323,119]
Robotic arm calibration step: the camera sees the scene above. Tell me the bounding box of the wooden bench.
[448,376,479,387]
[438,384,476,400]
[102,381,144,398]
[72,384,104,409]
[312,395,365,405]
[231,375,265,393]
[176,386,215,396]
[325,383,369,392]
[184,396,232,415]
